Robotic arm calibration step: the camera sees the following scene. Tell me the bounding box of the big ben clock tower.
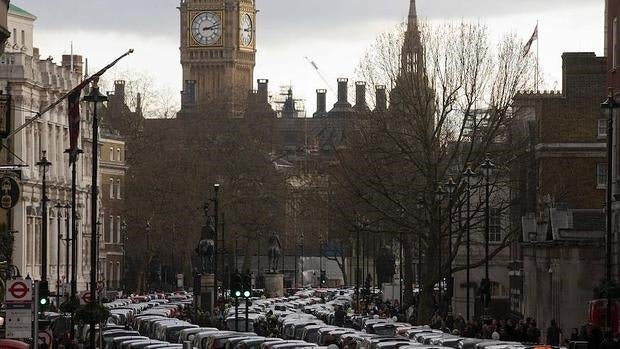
[179,0,256,117]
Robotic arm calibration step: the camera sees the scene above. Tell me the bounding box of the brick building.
[510,52,607,329]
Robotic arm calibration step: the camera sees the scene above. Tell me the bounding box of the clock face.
[240,13,253,47]
[191,12,222,46]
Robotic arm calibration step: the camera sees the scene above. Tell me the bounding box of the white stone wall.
[0,10,100,292]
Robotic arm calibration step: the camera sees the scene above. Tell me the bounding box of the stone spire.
[408,0,418,30]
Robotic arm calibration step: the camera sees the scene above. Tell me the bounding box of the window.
[109,147,114,161]
[109,178,114,199]
[598,163,608,189]
[598,119,608,137]
[116,179,121,199]
[489,208,502,243]
[117,148,122,162]
[116,216,121,243]
[20,30,24,46]
[12,28,16,44]
[109,215,114,243]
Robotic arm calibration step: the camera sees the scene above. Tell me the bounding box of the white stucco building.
[0,4,96,292]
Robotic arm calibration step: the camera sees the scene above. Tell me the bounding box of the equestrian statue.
[267,231,282,273]
[195,203,216,274]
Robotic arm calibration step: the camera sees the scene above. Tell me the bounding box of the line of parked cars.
[100,288,557,349]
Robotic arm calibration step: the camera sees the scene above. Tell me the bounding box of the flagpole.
[5,48,134,139]
[536,20,539,91]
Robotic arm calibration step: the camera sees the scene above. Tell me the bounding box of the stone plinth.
[264,273,284,298]
[195,273,215,312]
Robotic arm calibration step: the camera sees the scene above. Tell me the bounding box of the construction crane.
[305,56,336,97]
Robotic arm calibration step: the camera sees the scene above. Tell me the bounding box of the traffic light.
[231,271,242,298]
[38,280,49,311]
[242,271,251,298]
[320,270,326,285]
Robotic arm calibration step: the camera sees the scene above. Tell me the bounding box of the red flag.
[67,89,81,164]
[523,24,538,57]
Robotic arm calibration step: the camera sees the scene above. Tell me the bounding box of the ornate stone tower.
[401,0,424,76]
[179,0,256,117]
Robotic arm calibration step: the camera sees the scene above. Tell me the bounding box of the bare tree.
[331,20,534,321]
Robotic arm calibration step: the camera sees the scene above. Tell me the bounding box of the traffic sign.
[37,328,53,346]
[6,279,32,303]
[80,291,91,305]
[0,176,20,209]
[5,308,32,338]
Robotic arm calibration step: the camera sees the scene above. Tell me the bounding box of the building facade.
[510,52,607,330]
[100,127,127,290]
[0,4,103,294]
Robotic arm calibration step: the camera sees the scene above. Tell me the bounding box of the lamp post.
[54,202,63,309]
[84,76,108,349]
[601,89,619,330]
[212,183,220,306]
[445,177,457,315]
[435,185,446,313]
[36,151,52,282]
[356,223,360,313]
[481,156,495,317]
[463,165,476,321]
[62,203,71,287]
[416,196,424,291]
[120,220,127,292]
[301,232,305,287]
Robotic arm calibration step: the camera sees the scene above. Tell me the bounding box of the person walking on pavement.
[546,319,562,346]
[335,305,346,327]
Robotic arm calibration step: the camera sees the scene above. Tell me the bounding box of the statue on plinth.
[195,203,216,274]
[267,231,282,273]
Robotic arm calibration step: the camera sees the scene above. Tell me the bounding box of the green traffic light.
[40,298,47,305]
[243,290,250,298]
[234,290,241,297]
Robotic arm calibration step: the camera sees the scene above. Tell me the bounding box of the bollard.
[184,341,192,349]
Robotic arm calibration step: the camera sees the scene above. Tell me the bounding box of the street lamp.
[480,156,496,316]
[120,220,127,291]
[444,177,457,315]
[463,164,476,321]
[415,196,424,291]
[601,89,619,329]
[84,77,108,349]
[36,151,52,282]
[434,185,446,312]
[212,183,220,306]
[54,202,64,309]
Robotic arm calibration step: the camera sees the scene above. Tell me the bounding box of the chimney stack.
[313,89,327,118]
[337,78,348,104]
[114,80,126,104]
[353,81,370,112]
[61,54,83,75]
[257,79,269,104]
[375,85,387,111]
[328,78,354,117]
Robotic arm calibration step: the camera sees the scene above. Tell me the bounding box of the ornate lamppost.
[36,151,52,282]
[463,164,476,321]
[480,156,496,317]
[601,89,619,329]
[435,185,446,312]
[445,177,457,315]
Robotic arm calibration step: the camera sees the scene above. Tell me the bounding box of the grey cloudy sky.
[12,0,604,112]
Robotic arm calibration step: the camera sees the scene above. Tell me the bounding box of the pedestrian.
[570,328,580,342]
[546,319,562,346]
[526,321,541,344]
[335,305,346,327]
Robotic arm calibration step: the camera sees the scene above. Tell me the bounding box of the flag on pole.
[523,24,538,57]
[67,89,82,164]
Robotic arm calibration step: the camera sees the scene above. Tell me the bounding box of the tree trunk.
[418,283,435,324]
[403,234,415,309]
